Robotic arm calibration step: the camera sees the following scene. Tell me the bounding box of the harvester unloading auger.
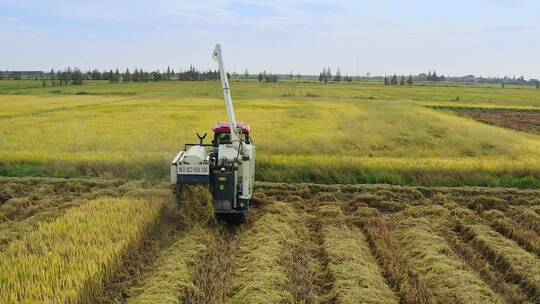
[171,44,256,223]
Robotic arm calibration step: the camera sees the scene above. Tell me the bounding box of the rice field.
[1,80,539,303]
[0,80,539,187]
[0,177,539,303]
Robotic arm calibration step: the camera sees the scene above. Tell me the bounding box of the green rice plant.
[456,222,540,301]
[321,215,399,303]
[227,202,298,304]
[0,197,165,304]
[127,225,211,304]
[392,216,503,303]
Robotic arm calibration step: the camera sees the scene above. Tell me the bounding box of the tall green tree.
[319,68,326,83]
[334,68,342,83]
[124,68,132,82]
[50,69,56,86]
[326,68,332,83]
[72,68,83,85]
[390,74,398,85]
[407,75,413,85]
[114,69,121,83]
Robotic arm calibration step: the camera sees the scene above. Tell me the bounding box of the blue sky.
[1,0,539,79]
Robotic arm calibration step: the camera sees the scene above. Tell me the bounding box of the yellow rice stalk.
[0,197,165,304]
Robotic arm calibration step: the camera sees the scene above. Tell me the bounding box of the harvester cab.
[170,44,256,223]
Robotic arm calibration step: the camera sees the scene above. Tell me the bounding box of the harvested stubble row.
[457,222,540,302]
[392,213,503,303]
[362,218,433,304]
[485,212,540,258]
[444,230,532,304]
[507,206,540,234]
[127,225,211,304]
[319,206,399,304]
[0,197,165,304]
[227,202,299,304]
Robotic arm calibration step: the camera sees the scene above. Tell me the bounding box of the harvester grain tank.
[170,44,256,222]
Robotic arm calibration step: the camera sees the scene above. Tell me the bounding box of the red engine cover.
[212,122,251,134]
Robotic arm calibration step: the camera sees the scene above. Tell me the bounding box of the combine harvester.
[171,44,256,223]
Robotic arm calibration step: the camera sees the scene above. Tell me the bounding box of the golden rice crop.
[1,80,540,187]
[0,197,165,304]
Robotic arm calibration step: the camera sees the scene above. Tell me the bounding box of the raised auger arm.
[212,44,240,144]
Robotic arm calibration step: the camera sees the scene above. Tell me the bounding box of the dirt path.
[457,110,540,135]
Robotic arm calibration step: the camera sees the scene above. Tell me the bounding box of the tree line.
[3,67,539,89]
[318,67,352,83]
[257,71,278,83]
[93,66,220,83]
[37,66,221,86]
[384,75,414,86]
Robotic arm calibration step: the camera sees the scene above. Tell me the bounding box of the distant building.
[0,71,44,79]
